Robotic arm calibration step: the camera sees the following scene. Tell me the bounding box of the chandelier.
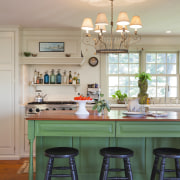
[81,0,142,53]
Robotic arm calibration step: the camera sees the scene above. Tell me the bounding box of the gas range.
[25,101,77,114]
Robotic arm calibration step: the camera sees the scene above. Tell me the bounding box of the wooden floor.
[0,158,36,180]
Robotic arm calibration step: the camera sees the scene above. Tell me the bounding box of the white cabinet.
[0,32,15,155]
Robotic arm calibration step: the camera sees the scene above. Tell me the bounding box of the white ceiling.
[0,0,180,35]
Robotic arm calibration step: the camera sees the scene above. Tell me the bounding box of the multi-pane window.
[108,53,140,97]
[146,53,178,97]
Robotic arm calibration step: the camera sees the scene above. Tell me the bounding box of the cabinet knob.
[29,108,33,113]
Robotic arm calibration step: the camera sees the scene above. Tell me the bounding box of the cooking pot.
[35,93,47,103]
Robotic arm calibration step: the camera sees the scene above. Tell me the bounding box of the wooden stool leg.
[69,157,78,180]
[44,157,54,180]
[151,156,159,180]
[125,158,133,180]
[124,158,129,178]
[175,158,180,178]
[159,158,166,180]
[99,157,110,180]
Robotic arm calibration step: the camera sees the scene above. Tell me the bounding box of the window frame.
[102,51,179,102]
[145,51,179,99]
[106,52,141,99]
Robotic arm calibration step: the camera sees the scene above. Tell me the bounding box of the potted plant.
[112,90,127,104]
[135,72,152,104]
[92,94,110,115]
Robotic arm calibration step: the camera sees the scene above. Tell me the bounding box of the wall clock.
[88,57,98,67]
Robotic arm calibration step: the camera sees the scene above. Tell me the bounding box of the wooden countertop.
[26,110,180,122]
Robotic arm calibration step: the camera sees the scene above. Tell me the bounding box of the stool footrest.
[157,169,177,173]
[109,168,125,172]
[108,177,128,180]
[53,166,70,170]
[50,174,71,177]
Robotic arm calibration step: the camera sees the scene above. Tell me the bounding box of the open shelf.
[20,57,85,66]
[30,83,80,92]
[31,83,80,86]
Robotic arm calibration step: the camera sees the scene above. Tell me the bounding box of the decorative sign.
[39,42,64,52]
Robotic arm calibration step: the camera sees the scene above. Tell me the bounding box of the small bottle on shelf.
[39,74,43,84]
[63,70,67,84]
[77,73,80,84]
[44,71,49,84]
[36,71,40,84]
[50,69,56,84]
[33,69,37,84]
[72,72,77,85]
[56,69,61,84]
[69,71,72,84]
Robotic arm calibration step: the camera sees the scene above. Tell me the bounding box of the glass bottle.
[72,72,77,85]
[39,74,43,84]
[33,69,38,84]
[36,71,40,84]
[69,71,72,84]
[56,69,61,84]
[50,69,56,84]
[77,73,80,84]
[63,70,67,84]
[44,71,49,84]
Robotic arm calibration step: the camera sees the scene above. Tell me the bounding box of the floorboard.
[0,158,36,180]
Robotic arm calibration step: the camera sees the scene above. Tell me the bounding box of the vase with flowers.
[92,94,110,115]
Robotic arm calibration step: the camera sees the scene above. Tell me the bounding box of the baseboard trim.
[0,154,36,160]
[0,155,21,160]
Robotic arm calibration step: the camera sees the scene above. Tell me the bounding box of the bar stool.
[44,147,79,180]
[99,147,134,180]
[151,147,180,180]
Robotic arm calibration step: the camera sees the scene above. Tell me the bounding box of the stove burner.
[28,101,77,105]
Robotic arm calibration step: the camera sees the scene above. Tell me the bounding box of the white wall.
[21,28,101,103]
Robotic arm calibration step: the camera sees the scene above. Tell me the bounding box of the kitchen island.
[26,110,180,180]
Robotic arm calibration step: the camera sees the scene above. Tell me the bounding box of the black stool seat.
[44,147,79,180]
[151,147,180,180]
[99,147,134,180]
[45,147,79,158]
[100,147,134,158]
[153,148,180,158]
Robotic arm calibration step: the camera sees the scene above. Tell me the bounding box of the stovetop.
[28,101,77,105]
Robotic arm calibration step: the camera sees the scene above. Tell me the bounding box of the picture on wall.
[39,42,64,52]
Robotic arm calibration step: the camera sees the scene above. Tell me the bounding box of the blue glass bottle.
[44,71,49,84]
[56,69,61,84]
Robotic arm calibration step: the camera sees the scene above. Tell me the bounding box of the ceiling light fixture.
[81,0,142,53]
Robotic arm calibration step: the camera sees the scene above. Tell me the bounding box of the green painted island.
[26,110,180,180]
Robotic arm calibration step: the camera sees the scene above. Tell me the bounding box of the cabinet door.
[0,32,15,154]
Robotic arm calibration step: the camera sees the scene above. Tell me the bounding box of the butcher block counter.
[26,110,180,180]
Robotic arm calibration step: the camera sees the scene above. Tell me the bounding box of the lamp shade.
[117,12,130,26]
[130,16,142,29]
[81,18,94,31]
[94,25,106,33]
[116,25,129,33]
[95,13,108,25]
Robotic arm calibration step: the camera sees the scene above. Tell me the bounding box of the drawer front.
[116,122,180,137]
[35,121,115,137]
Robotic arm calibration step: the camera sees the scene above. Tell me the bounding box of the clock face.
[88,57,98,67]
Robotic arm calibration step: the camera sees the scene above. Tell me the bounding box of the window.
[146,53,178,98]
[107,53,140,97]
